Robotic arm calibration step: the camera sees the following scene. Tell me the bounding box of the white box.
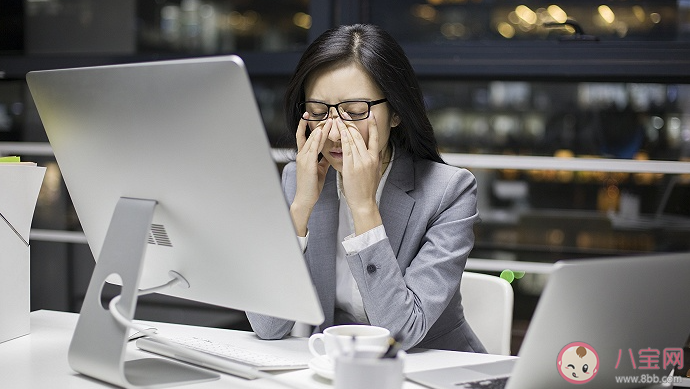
[0,164,45,343]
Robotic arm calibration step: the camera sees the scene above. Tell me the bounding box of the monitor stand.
[67,197,219,388]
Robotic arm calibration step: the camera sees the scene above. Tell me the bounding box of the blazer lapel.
[379,150,415,258]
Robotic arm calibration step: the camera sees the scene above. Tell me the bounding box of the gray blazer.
[246,149,486,353]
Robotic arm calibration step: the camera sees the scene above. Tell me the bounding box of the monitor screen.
[27,56,324,326]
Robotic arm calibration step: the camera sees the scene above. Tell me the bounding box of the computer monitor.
[26,56,324,388]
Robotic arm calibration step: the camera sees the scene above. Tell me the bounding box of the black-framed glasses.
[298,99,388,122]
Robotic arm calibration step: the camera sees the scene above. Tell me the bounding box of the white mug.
[308,325,390,361]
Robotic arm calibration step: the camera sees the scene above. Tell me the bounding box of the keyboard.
[136,335,309,379]
[456,376,509,389]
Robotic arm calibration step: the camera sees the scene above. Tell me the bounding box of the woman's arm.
[245,312,295,340]
[346,168,478,350]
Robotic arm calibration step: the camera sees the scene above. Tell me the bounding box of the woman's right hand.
[290,113,331,236]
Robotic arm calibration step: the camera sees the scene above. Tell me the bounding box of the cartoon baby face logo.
[557,342,599,384]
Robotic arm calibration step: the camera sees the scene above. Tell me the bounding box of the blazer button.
[366,264,377,274]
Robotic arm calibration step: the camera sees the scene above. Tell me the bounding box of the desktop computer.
[27,56,324,388]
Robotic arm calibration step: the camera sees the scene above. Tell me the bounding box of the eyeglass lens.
[301,101,372,121]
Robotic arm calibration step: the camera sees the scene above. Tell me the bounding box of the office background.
[1,0,689,355]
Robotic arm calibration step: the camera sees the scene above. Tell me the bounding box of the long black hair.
[284,24,444,164]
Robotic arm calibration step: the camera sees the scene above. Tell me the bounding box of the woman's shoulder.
[411,156,476,187]
[401,156,477,211]
[280,161,298,195]
[283,160,297,173]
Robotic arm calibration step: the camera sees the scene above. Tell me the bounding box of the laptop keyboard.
[456,376,509,389]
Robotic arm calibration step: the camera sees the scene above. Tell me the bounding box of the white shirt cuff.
[297,231,308,253]
[342,225,387,256]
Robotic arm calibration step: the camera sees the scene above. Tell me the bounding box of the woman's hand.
[291,113,331,236]
[338,113,384,235]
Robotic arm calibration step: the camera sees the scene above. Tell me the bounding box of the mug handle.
[308,333,326,358]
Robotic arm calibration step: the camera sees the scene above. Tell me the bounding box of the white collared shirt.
[298,148,395,324]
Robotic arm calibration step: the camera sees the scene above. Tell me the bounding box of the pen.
[381,336,401,359]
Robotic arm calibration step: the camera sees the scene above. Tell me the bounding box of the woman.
[246,24,485,353]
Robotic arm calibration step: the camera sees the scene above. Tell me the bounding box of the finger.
[317,154,331,170]
[339,111,361,136]
[367,111,379,154]
[337,118,359,156]
[338,119,367,160]
[318,118,332,153]
[338,120,354,169]
[296,112,309,152]
[307,128,322,154]
[299,127,321,160]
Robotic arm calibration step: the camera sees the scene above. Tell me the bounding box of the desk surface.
[0,310,510,389]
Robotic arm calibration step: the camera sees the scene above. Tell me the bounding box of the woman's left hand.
[337,112,384,235]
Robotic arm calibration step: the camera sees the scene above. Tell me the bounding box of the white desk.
[0,310,511,389]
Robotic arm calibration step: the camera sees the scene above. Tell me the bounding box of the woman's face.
[303,62,398,173]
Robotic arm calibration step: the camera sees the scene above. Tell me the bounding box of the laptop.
[407,253,690,389]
